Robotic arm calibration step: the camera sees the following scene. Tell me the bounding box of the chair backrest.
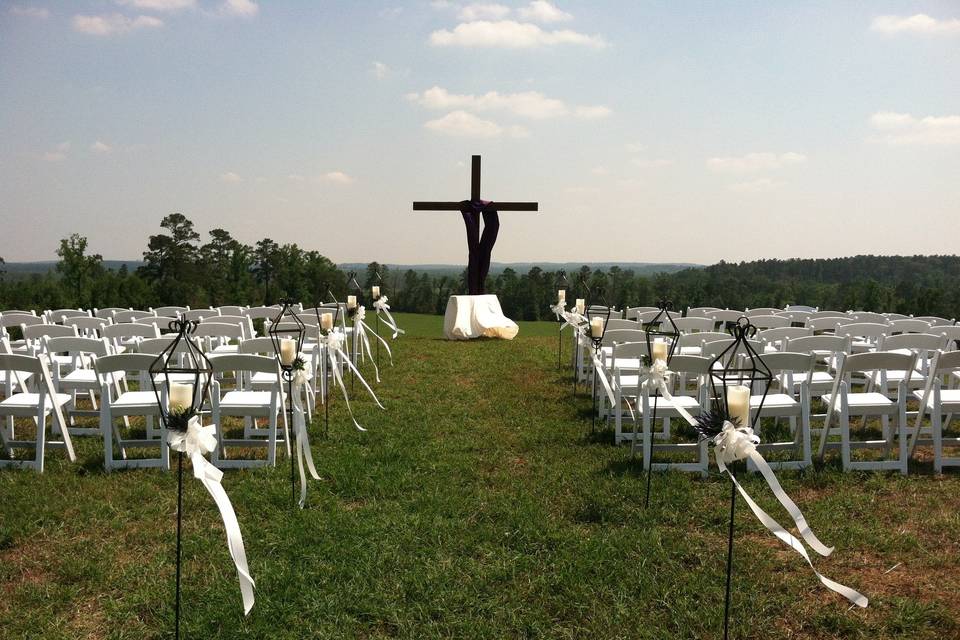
[784,334,850,356]
[851,311,888,324]
[209,353,280,375]
[183,308,216,321]
[43,335,111,357]
[113,309,156,323]
[745,307,782,317]
[605,318,639,331]
[673,317,714,333]
[136,316,179,331]
[930,349,960,375]
[244,306,280,321]
[931,325,960,342]
[136,336,179,355]
[685,306,721,318]
[805,316,849,332]
[701,338,763,364]
[664,354,711,376]
[836,351,917,382]
[677,331,729,347]
[625,306,660,319]
[101,323,161,340]
[807,310,848,319]
[601,329,646,347]
[633,310,662,324]
[784,304,817,313]
[22,324,78,346]
[610,341,649,362]
[882,312,910,320]
[914,316,954,326]
[152,306,189,316]
[191,322,245,340]
[94,307,129,319]
[64,316,111,336]
[836,322,890,341]
[879,332,947,353]
[711,310,746,324]
[205,314,254,339]
[47,309,91,323]
[776,310,812,324]
[747,315,790,330]
[216,305,246,316]
[1,309,37,316]
[0,353,44,375]
[886,319,933,335]
[2,313,45,329]
[758,327,812,345]
[757,351,816,376]
[238,337,279,356]
[94,353,158,377]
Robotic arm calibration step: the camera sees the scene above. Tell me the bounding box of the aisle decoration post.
[150,320,255,638]
[695,317,866,639]
[268,300,320,509]
[585,290,611,430]
[315,299,340,437]
[346,273,362,390]
[551,270,571,369]
[642,300,681,508]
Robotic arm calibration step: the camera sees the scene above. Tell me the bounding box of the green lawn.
[1,313,958,639]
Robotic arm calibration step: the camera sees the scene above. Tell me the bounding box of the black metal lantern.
[148,319,213,640]
[371,270,384,302]
[644,299,681,365]
[150,319,212,430]
[585,287,611,352]
[555,270,571,369]
[267,299,305,509]
[706,316,772,429]
[315,297,340,436]
[346,272,362,318]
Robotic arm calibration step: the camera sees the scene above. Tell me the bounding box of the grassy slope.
[1,313,958,639]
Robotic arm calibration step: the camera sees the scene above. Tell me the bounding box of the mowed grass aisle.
[1,313,958,639]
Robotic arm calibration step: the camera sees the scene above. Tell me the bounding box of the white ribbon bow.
[323,329,385,432]
[168,417,255,615]
[712,421,868,608]
[353,306,394,383]
[373,296,405,338]
[290,368,321,508]
[639,358,699,426]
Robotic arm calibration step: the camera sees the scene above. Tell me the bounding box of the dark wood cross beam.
[413,155,538,295]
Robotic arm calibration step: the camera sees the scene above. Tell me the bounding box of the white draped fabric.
[443,295,519,340]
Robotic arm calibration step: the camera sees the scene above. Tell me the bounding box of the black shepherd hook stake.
[572,277,591,396]
[373,271,383,372]
[555,270,571,370]
[641,299,680,508]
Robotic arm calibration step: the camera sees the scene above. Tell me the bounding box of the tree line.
[1,214,958,321]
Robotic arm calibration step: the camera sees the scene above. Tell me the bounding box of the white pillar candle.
[371,286,381,299]
[347,295,357,310]
[320,312,334,331]
[652,340,669,363]
[726,384,751,428]
[590,317,604,338]
[279,337,296,365]
[575,298,586,315]
[168,382,193,414]
[557,289,566,303]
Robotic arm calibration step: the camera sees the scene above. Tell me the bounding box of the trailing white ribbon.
[168,417,255,615]
[323,329,385,432]
[641,359,698,427]
[372,296,405,339]
[712,421,868,608]
[291,369,321,509]
[353,306,394,381]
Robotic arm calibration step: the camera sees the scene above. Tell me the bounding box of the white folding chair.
[747,315,790,330]
[818,350,917,474]
[758,327,812,353]
[673,317,715,334]
[64,316,112,338]
[750,352,816,470]
[908,350,960,473]
[151,306,189,317]
[625,306,660,320]
[610,341,651,444]
[101,322,161,354]
[113,309,156,323]
[676,331,729,357]
[836,322,890,355]
[887,319,933,335]
[43,336,120,436]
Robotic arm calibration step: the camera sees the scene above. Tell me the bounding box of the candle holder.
[572,275,590,396]
[555,270,570,370]
[585,289,611,431]
[268,299,306,510]
[371,271,384,373]
[346,273,362,391]
[149,319,214,640]
[643,300,681,508]
[314,296,341,438]
[700,316,772,640]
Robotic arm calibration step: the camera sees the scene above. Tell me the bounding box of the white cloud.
[624,141,645,153]
[518,1,572,23]
[430,0,453,9]
[574,105,612,119]
[220,171,242,183]
[459,3,511,21]
[43,142,70,163]
[429,20,606,48]
[727,178,786,194]
[868,111,960,145]
[323,171,355,184]
[423,110,528,138]
[706,152,807,173]
[116,0,195,11]
[90,140,112,153]
[217,0,258,18]
[9,5,50,19]
[72,13,163,35]
[870,14,960,36]
[632,158,674,168]
[371,61,390,79]
[590,166,608,176]
[287,174,306,182]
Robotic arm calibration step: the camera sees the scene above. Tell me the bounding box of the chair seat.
[0,392,72,412]
[610,358,644,371]
[112,391,159,408]
[822,391,894,409]
[751,393,797,409]
[868,370,923,388]
[912,388,960,410]
[220,390,275,407]
[210,344,239,354]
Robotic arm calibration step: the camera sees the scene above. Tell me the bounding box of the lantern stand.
[268,299,306,510]
[371,271,384,373]
[585,288,611,431]
[642,300,681,508]
[572,276,590,397]
[149,319,214,640]
[700,316,772,640]
[555,270,570,370]
[346,272,363,393]
[315,294,341,438]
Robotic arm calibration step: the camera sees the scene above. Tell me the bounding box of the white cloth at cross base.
[443,295,519,340]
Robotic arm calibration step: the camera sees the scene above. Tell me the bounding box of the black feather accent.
[292,356,306,371]
[166,408,195,434]
[693,411,743,442]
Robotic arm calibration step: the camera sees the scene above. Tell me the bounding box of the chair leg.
[898,404,908,475]
[932,409,943,474]
[840,407,851,471]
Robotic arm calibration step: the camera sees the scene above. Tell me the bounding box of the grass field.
[1,313,958,639]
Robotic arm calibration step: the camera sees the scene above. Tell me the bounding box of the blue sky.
[1,1,958,265]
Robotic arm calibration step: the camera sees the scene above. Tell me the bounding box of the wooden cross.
[413,155,538,295]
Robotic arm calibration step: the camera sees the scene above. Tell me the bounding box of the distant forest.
[1,214,958,321]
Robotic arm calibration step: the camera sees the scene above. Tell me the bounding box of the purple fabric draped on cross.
[459,199,499,295]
